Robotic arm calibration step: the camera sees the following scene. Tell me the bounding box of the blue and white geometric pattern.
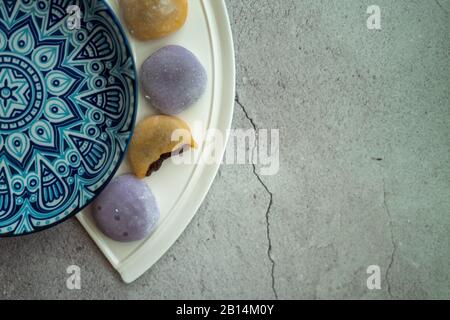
[0,0,137,236]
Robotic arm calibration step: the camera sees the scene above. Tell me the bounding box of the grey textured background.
[1,0,449,299]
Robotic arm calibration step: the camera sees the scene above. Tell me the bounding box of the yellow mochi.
[128,115,197,178]
[120,0,188,40]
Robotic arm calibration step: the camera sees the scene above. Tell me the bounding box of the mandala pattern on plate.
[0,0,137,236]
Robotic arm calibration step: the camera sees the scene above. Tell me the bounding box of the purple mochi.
[140,45,207,114]
[92,174,160,242]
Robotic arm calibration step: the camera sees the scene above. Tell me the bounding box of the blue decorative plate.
[0,0,137,236]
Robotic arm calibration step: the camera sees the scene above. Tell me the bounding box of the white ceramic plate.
[77,0,235,283]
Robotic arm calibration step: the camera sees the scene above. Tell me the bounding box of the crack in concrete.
[382,178,397,299]
[235,94,278,300]
[435,0,450,15]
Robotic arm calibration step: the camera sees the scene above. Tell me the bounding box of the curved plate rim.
[78,0,236,283]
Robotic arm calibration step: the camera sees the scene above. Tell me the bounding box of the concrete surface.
[1,0,449,299]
